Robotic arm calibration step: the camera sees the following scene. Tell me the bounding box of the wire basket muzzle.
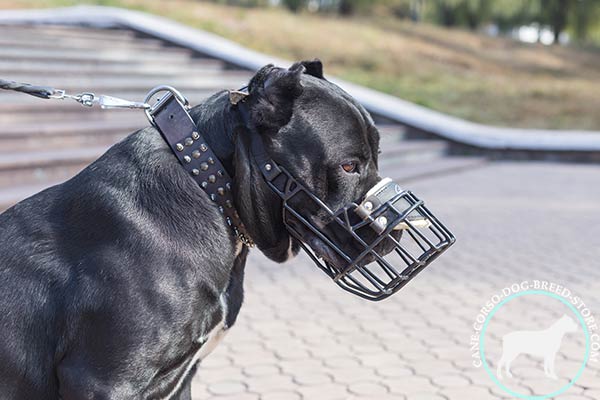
[264,167,455,301]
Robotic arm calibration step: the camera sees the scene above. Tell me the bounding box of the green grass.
[2,0,600,130]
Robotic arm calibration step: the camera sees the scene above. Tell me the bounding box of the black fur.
[0,60,381,399]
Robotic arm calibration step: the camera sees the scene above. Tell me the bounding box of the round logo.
[470,281,598,399]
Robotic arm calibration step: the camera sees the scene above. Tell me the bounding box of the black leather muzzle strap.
[149,92,254,247]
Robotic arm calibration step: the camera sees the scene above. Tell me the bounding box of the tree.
[282,0,307,12]
[541,0,571,43]
[335,0,373,16]
[428,0,490,30]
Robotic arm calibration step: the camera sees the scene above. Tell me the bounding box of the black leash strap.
[0,78,58,99]
[0,78,150,109]
[149,91,254,247]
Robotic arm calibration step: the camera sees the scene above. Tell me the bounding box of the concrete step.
[0,59,226,75]
[0,180,63,212]
[0,118,145,152]
[0,35,167,51]
[0,111,148,134]
[0,146,106,189]
[0,106,143,123]
[379,140,448,163]
[381,156,487,183]
[0,74,253,92]
[0,25,139,41]
[0,38,192,56]
[0,130,129,153]
[0,47,194,64]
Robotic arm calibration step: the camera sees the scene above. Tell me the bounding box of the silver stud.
[219,206,224,214]
[201,181,208,188]
[217,170,224,177]
[183,155,191,163]
[210,194,216,201]
[217,187,225,196]
[208,175,216,183]
[226,217,232,225]
[192,150,201,159]
[200,143,208,152]
[192,169,200,176]
[364,201,373,212]
[225,200,233,208]
[184,137,194,147]
[377,216,388,226]
[176,143,184,151]
[192,131,200,140]
[207,157,215,165]
[225,183,232,190]
[265,163,272,171]
[200,162,209,171]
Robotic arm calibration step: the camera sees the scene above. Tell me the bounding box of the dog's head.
[558,315,578,333]
[234,60,389,264]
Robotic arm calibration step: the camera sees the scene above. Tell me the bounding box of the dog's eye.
[341,161,358,173]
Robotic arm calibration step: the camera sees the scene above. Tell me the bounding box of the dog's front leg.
[545,354,558,380]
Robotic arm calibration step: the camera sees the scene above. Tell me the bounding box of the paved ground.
[191,161,600,400]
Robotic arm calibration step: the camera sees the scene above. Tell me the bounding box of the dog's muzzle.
[261,163,456,301]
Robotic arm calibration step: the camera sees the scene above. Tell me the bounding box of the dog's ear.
[246,63,304,136]
[296,59,324,79]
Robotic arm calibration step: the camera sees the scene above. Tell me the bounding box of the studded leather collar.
[149,92,254,247]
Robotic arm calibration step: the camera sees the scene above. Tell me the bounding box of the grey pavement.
[192,161,600,399]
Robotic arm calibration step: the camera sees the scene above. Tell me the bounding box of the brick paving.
[192,161,600,399]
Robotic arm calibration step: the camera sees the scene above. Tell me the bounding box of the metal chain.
[0,78,150,110]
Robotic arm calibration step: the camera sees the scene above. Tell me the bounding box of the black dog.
[0,60,381,399]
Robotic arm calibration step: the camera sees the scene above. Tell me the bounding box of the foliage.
[228,0,600,46]
[281,0,306,12]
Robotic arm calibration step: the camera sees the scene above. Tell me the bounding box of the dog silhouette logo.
[496,314,578,380]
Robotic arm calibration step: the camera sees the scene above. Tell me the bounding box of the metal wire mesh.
[266,167,455,301]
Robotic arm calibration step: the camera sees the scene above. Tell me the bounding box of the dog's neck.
[188,91,239,179]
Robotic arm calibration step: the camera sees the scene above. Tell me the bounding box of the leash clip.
[47,88,150,110]
[97,94,150,110]
[78,92,96,107]
[48,89,66,100]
